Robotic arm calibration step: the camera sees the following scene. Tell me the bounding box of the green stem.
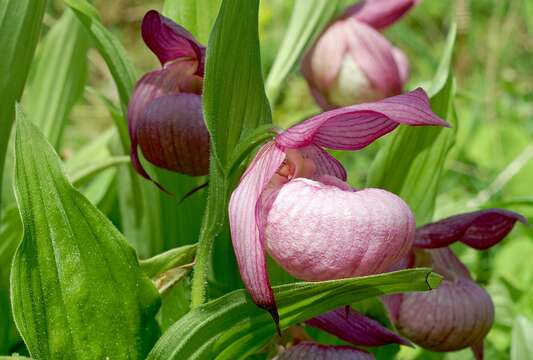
[190,160,228,307]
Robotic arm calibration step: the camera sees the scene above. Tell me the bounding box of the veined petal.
[299,145,347,181]
[344,19,403,97]
[414,209,527,249]
[142,10,206,74]
[275,342,374,360]
[306,307,412,347]
[228,142,285,319]
[276,88,448,150]
[127,60,203,181]
[345,0,419,30]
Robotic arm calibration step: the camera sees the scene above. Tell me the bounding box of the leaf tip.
[426,271,443,290]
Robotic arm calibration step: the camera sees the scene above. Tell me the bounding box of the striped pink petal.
[228,141,285,320]
[142,10,205,74]
[275,342,374,360]
[306,307,412,347]
[298,145,347,181]
[414,209,527,249]
[275,88,448,150]
[344,0,419,30]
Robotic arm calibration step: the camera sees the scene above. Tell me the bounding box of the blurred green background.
[13,0,533,358]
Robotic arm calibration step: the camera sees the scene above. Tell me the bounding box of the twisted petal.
[275,88,448,150]
[345,0,419,30]
[275,342,374,360]
[414,209,527,249]
[306,307,412,347]
[127,60,203,181]
[142,10,205,74]
[228,142,285,319]
[343,19,403,97]
[265,178,415,281]
[299,145,347,181]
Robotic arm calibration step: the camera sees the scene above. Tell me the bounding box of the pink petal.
[306,307,412,347]
[392,47,410,86]
[127,60,202,182]
[228,141,285,318]
[265,179,415,281]
[344,19,403,97]
[414,209,527,250]
[275,88,448,150]
[141,10,205,74]
[275,342,374,360]
[298,145,347,181]
[344,0,419,30]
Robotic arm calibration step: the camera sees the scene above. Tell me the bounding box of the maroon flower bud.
[128,10,210,182]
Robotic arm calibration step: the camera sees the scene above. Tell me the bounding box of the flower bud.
[264,177,415,281]
[128,11,210,182]
[389,248,494,355]
[302,18,408,109]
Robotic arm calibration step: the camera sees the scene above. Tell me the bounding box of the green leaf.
[148,269,441,360]
[366,24,457,225]
[163,0,221,43]
[10,107,161,359]
[0,0,46,212]
[23,9,89,148]
[265,0,341,103]
[203,0,272,169]
[511,316,533,360]
[140,244,197,278]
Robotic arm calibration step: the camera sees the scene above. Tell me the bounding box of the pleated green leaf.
[10,108,161,359]
[163,0,221,43]
[366,24,458,225]
[23,9,89,148]
[265,0,341,103]
[149,269,441,360]
[140,244,197,278]
[203,0,272,169]
[0,0,46,212]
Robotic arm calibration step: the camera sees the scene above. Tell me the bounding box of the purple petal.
[428,247,472,280]
[299,145,347,181]
[141,10,205,74]
[137,94,209,175]
[275,88,448,150]
[228,141,285,319]
[344,19,403,97]
[127,60,203,182]
[471,341,484,360]
[306,307,412,347]
[275,342,374,360]
[344,0,419,30]
[414,209,527,250]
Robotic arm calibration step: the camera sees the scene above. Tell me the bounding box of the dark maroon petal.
[141,10,205,74]
[344,0,419,30]
[276,88,448,150]
[228,142,286,321]
[414,209,527,250]
[471,341,484,360]
[137,94,209,176]
[276,342,374,360]
[306,307,412,347]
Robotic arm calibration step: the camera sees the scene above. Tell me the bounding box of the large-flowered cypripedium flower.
[384,209,527,359]
[302,0,418,109]
[229,88,448,321]
[128,10,209,182]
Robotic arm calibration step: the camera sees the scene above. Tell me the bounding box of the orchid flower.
[229,88,448,321]
[384,209,527,359]
[128,10,209,182]
[302,0,418,109]
[274,342,374,360]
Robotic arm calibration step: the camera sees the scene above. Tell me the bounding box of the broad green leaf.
[0,0,46,212]
[203,0,272,169]
[265,0,340,103]
[511,316,533,360]
[163,0,221,43]
[141,244,197,278]
[23,9,89,148]
[366,25,457,225]
[149,269,441,360]
[11,108,161,359]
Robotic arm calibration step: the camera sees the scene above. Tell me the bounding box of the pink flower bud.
[275,342,374,360]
